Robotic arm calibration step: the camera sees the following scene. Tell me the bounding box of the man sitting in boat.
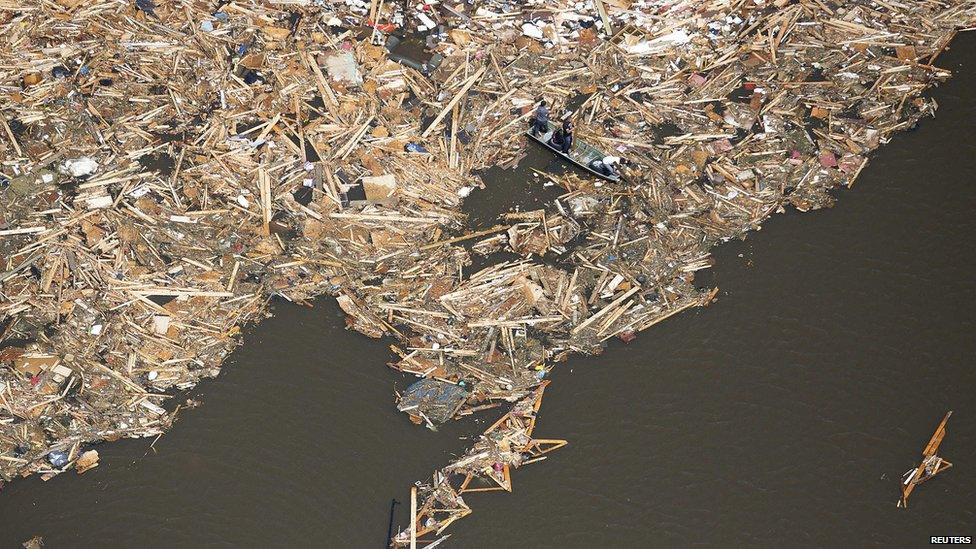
[531,100,549,137]
[549,118,574,154]
[588,155,621,177]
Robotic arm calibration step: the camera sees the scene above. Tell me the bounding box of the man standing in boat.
[548,115,574,154]
[558,117,574,154]
[531,99,550,137]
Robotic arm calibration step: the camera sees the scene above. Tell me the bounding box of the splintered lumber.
[1,0,973,544]
[899,411,954,508]
[394,383,565,546]
[0,112,22,157]
[410,486,418,549]
[259,168,272,235]
[305,52,340,115]
[572,286,640,334]
[922,411,953,458]
[422,67,487,138]
[594,0,613,35]
[418,225,510,250]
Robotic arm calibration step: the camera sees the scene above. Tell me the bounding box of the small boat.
[526,120,622,183]
[898,411,953,508]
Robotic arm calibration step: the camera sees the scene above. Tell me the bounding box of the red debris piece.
[618,330,637,343]
[819,151,838,168]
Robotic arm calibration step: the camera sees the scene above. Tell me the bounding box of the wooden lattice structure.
[393,381,566,546]
[899,411,953,508]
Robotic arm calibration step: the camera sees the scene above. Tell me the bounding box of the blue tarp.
[397,379,469,423]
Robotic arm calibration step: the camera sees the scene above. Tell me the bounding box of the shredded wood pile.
[0,0,972,541]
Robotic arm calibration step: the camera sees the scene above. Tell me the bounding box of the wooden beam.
[594,0,613,36]
[922,411,952,457]
[305,51,340,116]
[410,486,418,549]
[0,112,23,157]
[572,286,640,334]
[258,168,271,235]
[421,67,486,138]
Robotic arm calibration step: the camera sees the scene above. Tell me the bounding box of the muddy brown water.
[2,37,975,547]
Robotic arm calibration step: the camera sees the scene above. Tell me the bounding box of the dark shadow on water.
[462,145,569,231]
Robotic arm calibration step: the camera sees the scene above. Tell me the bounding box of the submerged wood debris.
[0,0,972,541]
